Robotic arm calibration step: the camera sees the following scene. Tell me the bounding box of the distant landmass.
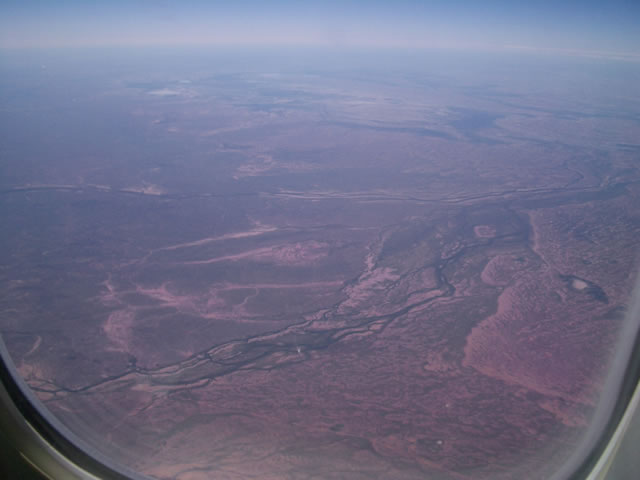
[1,48,639,479]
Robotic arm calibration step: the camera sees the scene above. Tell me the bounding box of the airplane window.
[1,2,639,479]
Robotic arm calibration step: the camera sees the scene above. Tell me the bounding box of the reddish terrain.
[1,52,639,479]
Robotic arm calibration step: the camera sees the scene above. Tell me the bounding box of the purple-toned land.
[1,50,639,479]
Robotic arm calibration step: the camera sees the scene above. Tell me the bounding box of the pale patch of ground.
[441,240,463,259]
[122,183,166,195]
[183,241,328,266]
[339,267,400,312]
[233,153,276,178]
[86,183,112,191]
[572,278,589,290]
[134,283,230,319]
[407,288,444,304]
[147,88,195,97]
[136,283,201,309]
[480,256,503,286]
[134,279,342,321]
[199,119,259,137]
[474,225,496,238]
[103,310,135,352]
[527,210,552,268]
[220,281,343,290]
[18,362,58,401]
[253,241,327,264]
[233,153,318,179]
[101,276,119,304]
[157,224,277,252]
[17,362,48,385]
[24,335,42,357]
[365,251,376,272]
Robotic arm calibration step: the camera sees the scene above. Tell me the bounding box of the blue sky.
[1,1,639,56]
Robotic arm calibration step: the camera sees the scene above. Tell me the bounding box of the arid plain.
[1,50,640,479]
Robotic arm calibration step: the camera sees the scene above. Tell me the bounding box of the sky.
[1,1,639,56]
